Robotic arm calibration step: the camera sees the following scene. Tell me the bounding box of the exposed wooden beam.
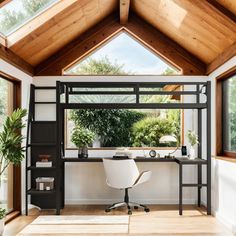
[0,0,11,8]
[35,14,122,75]
[7,0,78,47]
[120,0,130,25]
[125,14,206,75]
[0,45,34,76]
[207,42,236,74]
[206,0,236,23]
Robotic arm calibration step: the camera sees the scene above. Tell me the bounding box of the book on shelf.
[36,161,52,167]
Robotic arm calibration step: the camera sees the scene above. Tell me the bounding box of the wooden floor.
[3,205,234,236]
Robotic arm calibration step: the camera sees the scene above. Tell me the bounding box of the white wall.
[0,59,33,213]
[33,75,207,205]
[209,56,236,233]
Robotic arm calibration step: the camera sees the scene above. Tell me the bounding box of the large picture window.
[222,74,236,155]
[0,72,21,218]
[216,67,236,158]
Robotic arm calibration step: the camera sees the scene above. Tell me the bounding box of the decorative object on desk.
[0,108,27,232]
[186,130,199,160]
[159,135,178,158]
[114,149,132,159]
[149,150,156,158]
[38,154,51,162]
[71,126,95,158]
[181,146,187,156]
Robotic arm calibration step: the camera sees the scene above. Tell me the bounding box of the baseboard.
[65,198,197,205]
[214,211,236,234]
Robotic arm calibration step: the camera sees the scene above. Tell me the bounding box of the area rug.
[17,215,129,235]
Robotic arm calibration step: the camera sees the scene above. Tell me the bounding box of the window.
[0,72,21,218]
[0,0,57,36]
[216,67,236,158]
[64,32,181,75]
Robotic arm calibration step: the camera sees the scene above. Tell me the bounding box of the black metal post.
[56,81,61,215]
[206,81,211,215]
[179,164,183,215]
[197,85,202,207]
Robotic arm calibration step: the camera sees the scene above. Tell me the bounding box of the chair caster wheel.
[134,206,139,210]
[144,208,150,212]
[105,208,111,213]
[128,210,132,215]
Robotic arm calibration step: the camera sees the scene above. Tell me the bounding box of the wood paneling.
[207,41,236,74]
[207,0,236,22]
[0,34,6,47]
[216,0,236,15]
[35,15,122,75]
[0,45,34,75]
[10,0,118,66]
[125,14,206,75]
[120,0,130,25]
[131,0,236,64]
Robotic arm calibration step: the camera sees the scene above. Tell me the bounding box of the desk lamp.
[159,135,178,158]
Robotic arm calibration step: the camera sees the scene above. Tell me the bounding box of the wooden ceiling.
[0,0,235,76]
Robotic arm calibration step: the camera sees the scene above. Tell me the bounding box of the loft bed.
[26,80,211,215]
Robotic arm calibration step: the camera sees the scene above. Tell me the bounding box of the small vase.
[0,219,4,235]
[78,146,88,158]
[189,146,195,160]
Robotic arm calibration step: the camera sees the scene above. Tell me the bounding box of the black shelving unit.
[25,85,62,215]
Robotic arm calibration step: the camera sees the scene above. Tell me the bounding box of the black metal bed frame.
[26,80,211,215]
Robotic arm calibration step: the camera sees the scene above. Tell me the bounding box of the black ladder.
[25,84,62,215]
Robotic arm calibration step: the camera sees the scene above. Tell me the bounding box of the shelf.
[35,102,56,104]
[27,166,56,170]
[175,158,207,165]
[182,184,207,187]
[27,188,56,195]
[31,121,56,124]
[28,143,56,147]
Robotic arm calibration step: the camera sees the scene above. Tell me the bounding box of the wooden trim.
[125,14,206,75]
[0,45,34,76]
[7,0,77,47]
[206,0,236,23]
[0,34,7,47]
[216,66,236,158]
[120,0,130,25]
[35,14,123,75]
[5,211,20,224]
[213,155,236,163]
[207,42,236,75]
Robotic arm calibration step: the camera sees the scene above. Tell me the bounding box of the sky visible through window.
[65,33,180,75]
[0,0,57,36]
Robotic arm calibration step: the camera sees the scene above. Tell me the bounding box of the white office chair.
[103,158,152,215]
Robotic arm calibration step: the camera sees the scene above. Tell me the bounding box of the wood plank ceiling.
[1,0,236,75]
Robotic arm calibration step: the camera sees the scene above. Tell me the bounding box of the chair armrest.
[133,170,152,187]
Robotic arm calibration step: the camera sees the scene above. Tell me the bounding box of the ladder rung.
[35,102,56,104]
[182,184,207,187]
[34,86,56,90]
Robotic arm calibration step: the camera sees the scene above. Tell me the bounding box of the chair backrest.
[103,158,140,189]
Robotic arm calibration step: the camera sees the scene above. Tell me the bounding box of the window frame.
[216,66,236,158]
[0,71,21,222]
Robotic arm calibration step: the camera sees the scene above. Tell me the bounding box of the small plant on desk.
[187,130,199,159]
[71,126,95,158]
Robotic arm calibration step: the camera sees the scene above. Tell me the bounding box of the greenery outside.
[0,0,56,35]
[67,57,181,148]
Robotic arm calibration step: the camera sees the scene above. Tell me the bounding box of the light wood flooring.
[3,205,234,236]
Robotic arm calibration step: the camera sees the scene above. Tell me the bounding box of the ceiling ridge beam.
[0,45,34,76]
[207,41,236,74]
[206,0,236,23]
[125,13,206,75]
[35,14,122,75]
[120,0,130,25]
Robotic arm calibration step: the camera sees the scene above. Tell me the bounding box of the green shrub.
[0,208,6,220]
[70,109,145,147]
[131,117,175,147]
[71,126,95,148]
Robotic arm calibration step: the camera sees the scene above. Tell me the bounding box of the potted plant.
[186,130,199,159]
[71,126,95,158]
[0,108,27,233]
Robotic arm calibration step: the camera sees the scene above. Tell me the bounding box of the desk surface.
[61,157,207,164]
